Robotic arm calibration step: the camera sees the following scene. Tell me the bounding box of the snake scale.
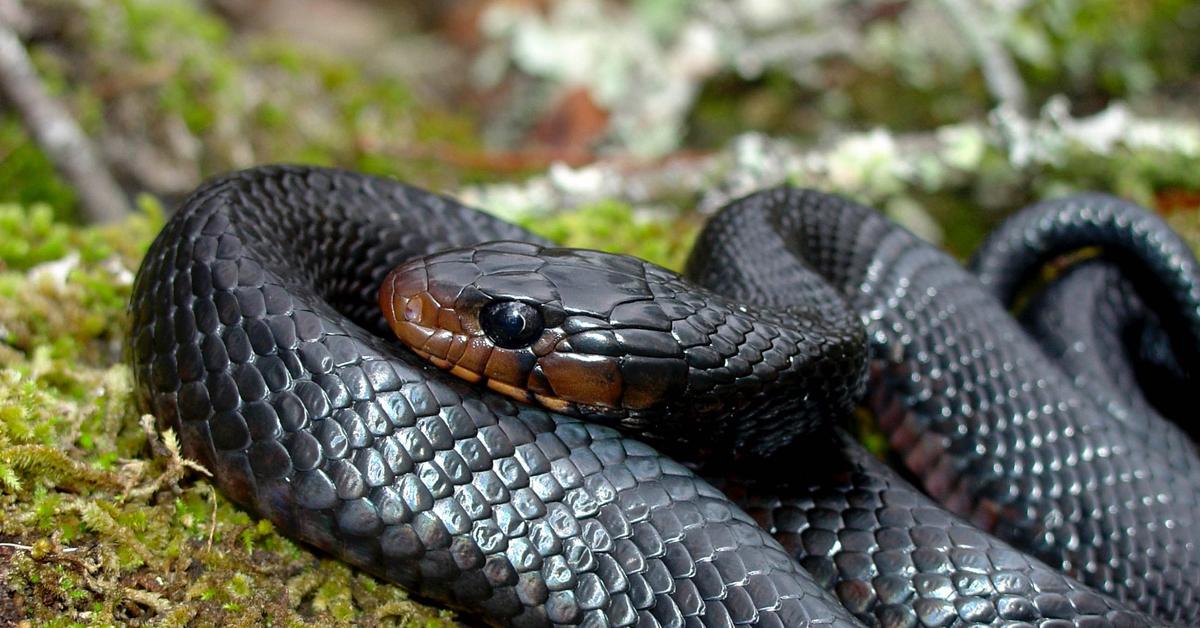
[130,165,1200,627]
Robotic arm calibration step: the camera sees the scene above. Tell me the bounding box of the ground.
[1,1,1198,625]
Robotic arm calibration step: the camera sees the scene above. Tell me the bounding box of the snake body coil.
[130,166,1200,626]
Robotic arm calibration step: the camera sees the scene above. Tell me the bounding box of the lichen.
[464,102,1200,258]
[476,0,1200,155]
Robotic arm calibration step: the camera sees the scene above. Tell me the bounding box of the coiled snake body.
[130,166,1200,626]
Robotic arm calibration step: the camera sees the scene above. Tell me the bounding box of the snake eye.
[479,300,545,349]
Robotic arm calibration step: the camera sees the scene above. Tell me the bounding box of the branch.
[0,19,129,222]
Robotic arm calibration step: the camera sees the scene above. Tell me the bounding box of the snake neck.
[680,188,875,458]
[630,282,869,462]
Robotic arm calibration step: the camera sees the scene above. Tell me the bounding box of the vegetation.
[0,201,460,625]
[0,0,1197,624]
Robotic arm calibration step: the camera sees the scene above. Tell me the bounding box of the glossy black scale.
[131,165,1200,627]
[688,188,1200,625]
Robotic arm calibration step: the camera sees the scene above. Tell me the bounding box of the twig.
[0,20,129,222]
[205,485,218,551]
[934,0,1028,114]
[0,541,81,553]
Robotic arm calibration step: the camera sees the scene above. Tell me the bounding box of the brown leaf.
[527,87,610,162]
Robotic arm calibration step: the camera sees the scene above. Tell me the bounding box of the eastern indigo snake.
[130,165,1200,626]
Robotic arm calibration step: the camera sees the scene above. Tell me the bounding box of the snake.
[129,165,1200,627]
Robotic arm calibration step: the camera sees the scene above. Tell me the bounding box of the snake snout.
[379,260,483,380]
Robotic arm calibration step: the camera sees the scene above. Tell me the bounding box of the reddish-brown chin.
[380,268,435,347]
[536,352,625,409]
[380,267,495,386]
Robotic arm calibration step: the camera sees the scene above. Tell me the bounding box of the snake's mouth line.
[383,279,642,419]
[406,343,574,413]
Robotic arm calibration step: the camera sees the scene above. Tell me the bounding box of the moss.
[0,118,77,213]
[520,199,701,271]
[0,201,459,625]
[1014,0,1200,100]
[242,38,488,187]
[1166,207,1200,253]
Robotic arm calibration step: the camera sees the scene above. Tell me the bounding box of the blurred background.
[4,0,1200,255]
[0,1,1197,625]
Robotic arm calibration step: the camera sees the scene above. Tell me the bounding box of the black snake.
[129,165,1200,626]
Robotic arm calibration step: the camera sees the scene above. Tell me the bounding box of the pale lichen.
[463,102,1200,253]
[475,0,1200,156]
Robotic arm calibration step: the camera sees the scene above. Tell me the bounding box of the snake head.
[379,241,691,424]
[381,240,865,458]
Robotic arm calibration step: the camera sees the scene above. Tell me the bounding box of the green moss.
[0,118,77,212]
[1014,0,1200,100]
[520,200,701,271]
[0,201,461,625]
[1167,208,1200,253]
